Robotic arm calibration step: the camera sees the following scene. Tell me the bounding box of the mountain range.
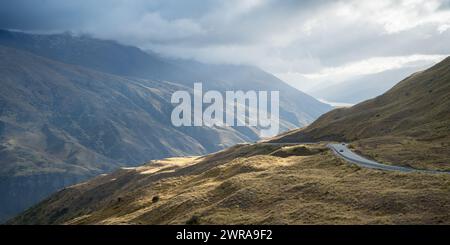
[0,30,331,222]
[9,56,450,225]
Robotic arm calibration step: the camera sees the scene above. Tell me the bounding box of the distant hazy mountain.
[0,30,331,221]
[308,66,430,104]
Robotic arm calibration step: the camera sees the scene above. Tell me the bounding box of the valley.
[0,30,331,222]
[9,54,450,225]
[9,142,450,225]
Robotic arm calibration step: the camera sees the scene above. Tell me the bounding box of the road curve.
[254,141,449,173]
[328,143,449,174]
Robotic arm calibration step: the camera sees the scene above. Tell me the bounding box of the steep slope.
[272,56,450,170]
[0,45,256,221]
[0,30,332,128]
[9,143,450,225]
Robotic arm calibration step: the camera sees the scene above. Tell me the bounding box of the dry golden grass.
[10,143,450,225]
[271,57,450,172]
[350,136,450,171]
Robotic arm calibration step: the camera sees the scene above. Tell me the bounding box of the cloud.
[275,54,447,92]
[301,54,447,81]
[1,0,450,91]
[93,12,206,44]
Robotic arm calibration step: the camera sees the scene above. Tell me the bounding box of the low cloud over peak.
[2,0,449,91]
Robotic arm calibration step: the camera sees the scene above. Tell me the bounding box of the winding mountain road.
[328,143,449,174]
[257,141,449,174]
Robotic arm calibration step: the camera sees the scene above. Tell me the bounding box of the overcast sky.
[1,0,450,91]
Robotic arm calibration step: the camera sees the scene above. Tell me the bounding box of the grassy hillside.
[7,55,450,225]
[0,45,257,221]
[272,56,450,170]
[9,143,450,225]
